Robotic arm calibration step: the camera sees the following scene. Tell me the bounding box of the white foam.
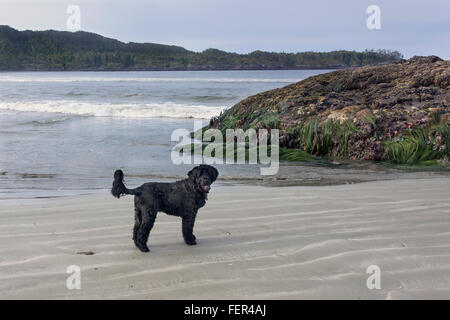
[0,100,226,119]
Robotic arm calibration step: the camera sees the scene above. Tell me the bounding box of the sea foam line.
[0,100,226,119]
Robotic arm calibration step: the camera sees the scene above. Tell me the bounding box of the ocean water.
[0,70,329,198]
[1,70,445,199]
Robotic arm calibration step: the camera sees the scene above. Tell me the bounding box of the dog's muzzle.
[197,185,210,198]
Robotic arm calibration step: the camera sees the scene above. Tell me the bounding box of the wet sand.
[0,178,449,299]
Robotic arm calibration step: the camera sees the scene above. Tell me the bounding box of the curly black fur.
[111,165,218,252]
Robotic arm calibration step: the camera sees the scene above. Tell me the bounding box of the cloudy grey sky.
[1,0,449,59]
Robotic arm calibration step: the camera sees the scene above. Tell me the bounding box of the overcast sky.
[0,0,449,59]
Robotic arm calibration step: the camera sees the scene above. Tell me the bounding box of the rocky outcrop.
[210,56,449,163]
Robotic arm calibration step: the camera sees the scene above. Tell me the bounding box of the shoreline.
[1,167,449,200]
[0,178,449,299]
[2,174,450,201]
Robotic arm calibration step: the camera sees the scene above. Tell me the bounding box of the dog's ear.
[187,166,201,180]
[205,165,218,182]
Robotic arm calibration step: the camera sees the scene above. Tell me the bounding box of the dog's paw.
[184,235,197,245]
[135,242,150,252]
[185,240,197,245]
[139,245,150,252]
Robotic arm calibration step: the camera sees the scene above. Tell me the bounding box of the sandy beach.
[0,178,449,299]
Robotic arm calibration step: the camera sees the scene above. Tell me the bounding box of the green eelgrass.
[383,124,449,165]
[174,142,315,162]
[431,109,445,124]
[262,114,281,129]
[297,119,359,157]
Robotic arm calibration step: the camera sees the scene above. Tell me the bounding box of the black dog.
[111,165,218,252]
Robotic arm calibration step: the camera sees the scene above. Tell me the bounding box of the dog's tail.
[111,169,141,198]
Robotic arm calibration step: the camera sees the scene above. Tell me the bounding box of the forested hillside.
[0,26,402,71]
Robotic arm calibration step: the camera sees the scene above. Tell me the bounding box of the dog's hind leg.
[132,206,142,242]
[135,207,157,252]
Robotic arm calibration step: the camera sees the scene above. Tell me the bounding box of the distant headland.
[0,25,402,71]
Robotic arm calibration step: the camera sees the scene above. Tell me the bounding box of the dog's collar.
[196,185,208,200]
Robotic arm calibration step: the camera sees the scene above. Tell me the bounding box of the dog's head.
[187,165,219,196]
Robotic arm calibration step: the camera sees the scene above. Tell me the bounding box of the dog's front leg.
[182,213,197,245]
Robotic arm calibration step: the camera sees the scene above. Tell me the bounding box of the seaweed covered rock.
[210,56,449,164]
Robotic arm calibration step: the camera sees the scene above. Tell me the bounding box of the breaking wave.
[0,100,226,119]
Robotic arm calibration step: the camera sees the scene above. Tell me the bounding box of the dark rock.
[213,56,449,161]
